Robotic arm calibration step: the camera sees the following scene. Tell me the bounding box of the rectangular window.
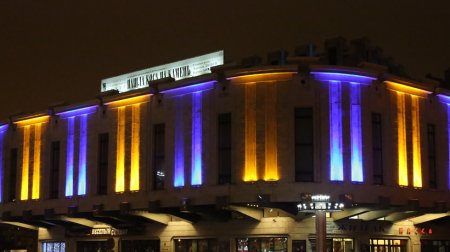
[98,133,109,195]
[218,113,232,184]
[427,124,437,188]
[153,124,165,190]
[237,237,287,252]
[175,239,224,252]
[42,241,66,252]
[295,107,314,182]
[9,148,17,202]
[372,113,383,185]
[50,141,60,199]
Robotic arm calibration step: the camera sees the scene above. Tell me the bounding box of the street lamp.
[298,194,344,252]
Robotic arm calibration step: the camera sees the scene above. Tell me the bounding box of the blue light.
[312,72,376,83]
[174,98,185,187]
[65,117,74,197]
[57,106,97,119]
[448,104,450,190]
[191,92,203,185]
[77,114,87,195]
[329,81,344,181]
[0,125,7,203]
[350,83,364,182]
[160,81,216,97]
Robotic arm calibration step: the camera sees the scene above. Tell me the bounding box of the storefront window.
[121,240,159,252]
[237,237,288,252]
[42,241,66,252]
[333,238,353,252]
[175,239,228,252]
[77,240,108,252]
[421,240,450,252]
[370,239,406,252]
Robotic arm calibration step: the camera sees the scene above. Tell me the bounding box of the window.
[121,240,160,252]
[42,241,66,252]
[49,141,60,199]
[237,237,287,252]
[218,113,231,184]
[98,133,109,195]
[8,148,17,202]
[175,239,226,252]
[427,124,437,188]
[372,113,383,185]
[295,108,314,182]
[153,124,165,190]
[369,239,406,252]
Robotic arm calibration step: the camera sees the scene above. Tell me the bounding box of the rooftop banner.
[101,50,224,93]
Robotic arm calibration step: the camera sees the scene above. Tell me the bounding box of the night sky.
[1,1,449,120]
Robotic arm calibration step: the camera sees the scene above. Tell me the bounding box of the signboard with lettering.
[101,50,224,93]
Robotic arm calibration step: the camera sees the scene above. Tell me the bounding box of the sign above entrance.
[101,51,224,93]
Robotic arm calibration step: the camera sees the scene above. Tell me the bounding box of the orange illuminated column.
[397,92,408,186]
[16,115,48,200]
[115,106,126,192]
[244,84,257,181]
[264,84,278,181]
[411,96,422,187]
[130,104,140,191]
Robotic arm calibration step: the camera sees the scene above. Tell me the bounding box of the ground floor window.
[421,240,450,252]
[309,237,353,252]
[175,239,229,252]
[77,240,108,252]
[42,241,66,252]
[237,237,288,252]
[369,239,406,252]
[121,240,159,252]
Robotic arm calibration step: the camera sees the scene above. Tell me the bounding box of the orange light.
[385,81,431,97]
[20,126,30,200]
[31,123,41,199]
[228,72,296,83]
[244,84,257,181]
[130,104,140,191]
[115,107,125,192]
[397,92,408,186]
[264,84,279,181]
[105,94,150,108]
[15,115,49,128]
[411,96,422,188]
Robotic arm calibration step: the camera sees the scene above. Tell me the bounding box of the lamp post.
[297,194,344,252]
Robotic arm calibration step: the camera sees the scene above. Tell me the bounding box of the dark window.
[295,108,314,182]
[9,148,17,202]
[98,133,109,195]
[372,113,383,185]
[153,124,165,190]
[49,141,60,199]
[427,124,437,188]
[121,240,160,252]
[218,113,232,184]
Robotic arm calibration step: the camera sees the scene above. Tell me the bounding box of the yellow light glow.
[15,115,49,128]
[32,123,41,199]
[21,126,30,200]
[130,104,140,191]
[244,84,258,181]
[115,107,125,192]
[397,92,408,186]
[105,94,150,108]
[228,72,296,84]
[411,96,422,188]
[264,84,279,181]
[385,81,431,98]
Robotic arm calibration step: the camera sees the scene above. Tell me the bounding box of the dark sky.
[1,1,449,120]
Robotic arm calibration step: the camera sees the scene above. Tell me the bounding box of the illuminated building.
[0,44,449,252]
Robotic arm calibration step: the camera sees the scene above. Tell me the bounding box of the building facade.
[0,51,450,252]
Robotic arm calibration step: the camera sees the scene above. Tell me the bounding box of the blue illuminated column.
[350,83,363,182]
[329,81,344,181]
[448,105,450,189]
[174,98,185,187]
[0,125,7,203]
[77,114,87,195]
[191,91,203,185]
[58,106,96,197]
[65,117,75,197]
